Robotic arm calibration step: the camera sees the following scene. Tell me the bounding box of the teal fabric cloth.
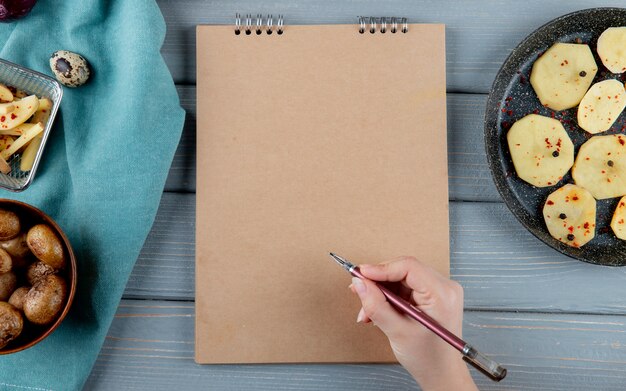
[0,1,185,389]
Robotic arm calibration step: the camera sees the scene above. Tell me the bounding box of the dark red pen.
[330,252,507,382]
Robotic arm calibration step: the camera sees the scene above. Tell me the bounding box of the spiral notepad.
[196,16,448,364]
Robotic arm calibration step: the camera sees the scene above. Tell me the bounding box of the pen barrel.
[351,267,466,352]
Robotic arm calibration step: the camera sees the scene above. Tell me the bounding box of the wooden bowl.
[0,199,76,354]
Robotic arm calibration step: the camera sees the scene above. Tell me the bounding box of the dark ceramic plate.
[485,8,626,266]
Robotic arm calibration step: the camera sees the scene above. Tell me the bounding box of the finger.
[359,257,448,294]
[350,287,371,323]
[356,307,371,323]
[351,277,412,337]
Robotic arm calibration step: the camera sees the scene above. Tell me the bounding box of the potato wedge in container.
[0,58,62,191]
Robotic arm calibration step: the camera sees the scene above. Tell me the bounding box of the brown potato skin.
[0,271,17,301]
[26,261,56,286]
[0,233,31,260]
[23,275,67,325]
[0,209,20,241]
[26,224,65,270]
[8,286,30,311]
[0,302,23,348]
[0,248,11,274]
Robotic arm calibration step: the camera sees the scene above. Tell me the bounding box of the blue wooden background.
[85,1,626,390]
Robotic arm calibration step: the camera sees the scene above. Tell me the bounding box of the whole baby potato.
[0,271,17,301]
[26,261,56,286]
[0,209,20,241]
[23,275,67,325]
[8,286,30,311]
[27,224,66,270]
[0,247,11,274]
[0,233,31,260]
[0,302,23,349]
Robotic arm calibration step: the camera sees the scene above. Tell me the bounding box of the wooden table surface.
[85,1,626,390]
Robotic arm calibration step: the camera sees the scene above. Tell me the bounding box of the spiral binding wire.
[234,14,405,35]
[235,14,284,35]
[358,16,408,34]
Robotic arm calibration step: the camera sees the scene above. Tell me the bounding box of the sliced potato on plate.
[572,135,626,199]
[611,196,626,240]
[507,114,574,187]
[543,184,596,247]
[597,27,626,74]
[577,79,626,134]
[530,43,598,110]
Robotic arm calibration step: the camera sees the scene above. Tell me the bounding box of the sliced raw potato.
[0,95,39,131]
[0,157,10,174]
[597,27,626,74]
[572,135,626,199]
[611,196,626,240]
[13,89,27,99]
[0,122,40,137]
[507,114,574,187]
[577,79,626,134]
[0,84,13,102]
[0,103,14,115]
[530,43,598,110]
[20,135,42,172]
[1,122,43,160]
[0,136,15,151]
[30,98,52,124]
[543,184,596,247]
[0,91,51,175]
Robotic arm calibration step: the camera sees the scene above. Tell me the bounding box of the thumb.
[351,277,413,339]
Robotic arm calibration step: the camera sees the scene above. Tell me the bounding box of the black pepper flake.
[608,160,614,167]
[579,70,587,77]
[559,213,567,219]
[552,151,560,157]
[567,234,575,241]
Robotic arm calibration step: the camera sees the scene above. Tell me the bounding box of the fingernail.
[356,308,365,323]
[351,277,366,297]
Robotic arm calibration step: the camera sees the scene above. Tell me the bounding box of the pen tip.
[329,252,352,270]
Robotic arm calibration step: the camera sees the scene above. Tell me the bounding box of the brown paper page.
[196,23,448,364]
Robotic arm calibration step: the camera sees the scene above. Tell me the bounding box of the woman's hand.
[349,256,478,391]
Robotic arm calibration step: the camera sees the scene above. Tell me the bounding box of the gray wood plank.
[157,0,626,93]
[165,86,500,201]
[165,86,196,193]
[125,193,626,315]
[85,299,626,391]
[447,93,498,202]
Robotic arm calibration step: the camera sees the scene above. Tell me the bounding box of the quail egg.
[49,50,91,87]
